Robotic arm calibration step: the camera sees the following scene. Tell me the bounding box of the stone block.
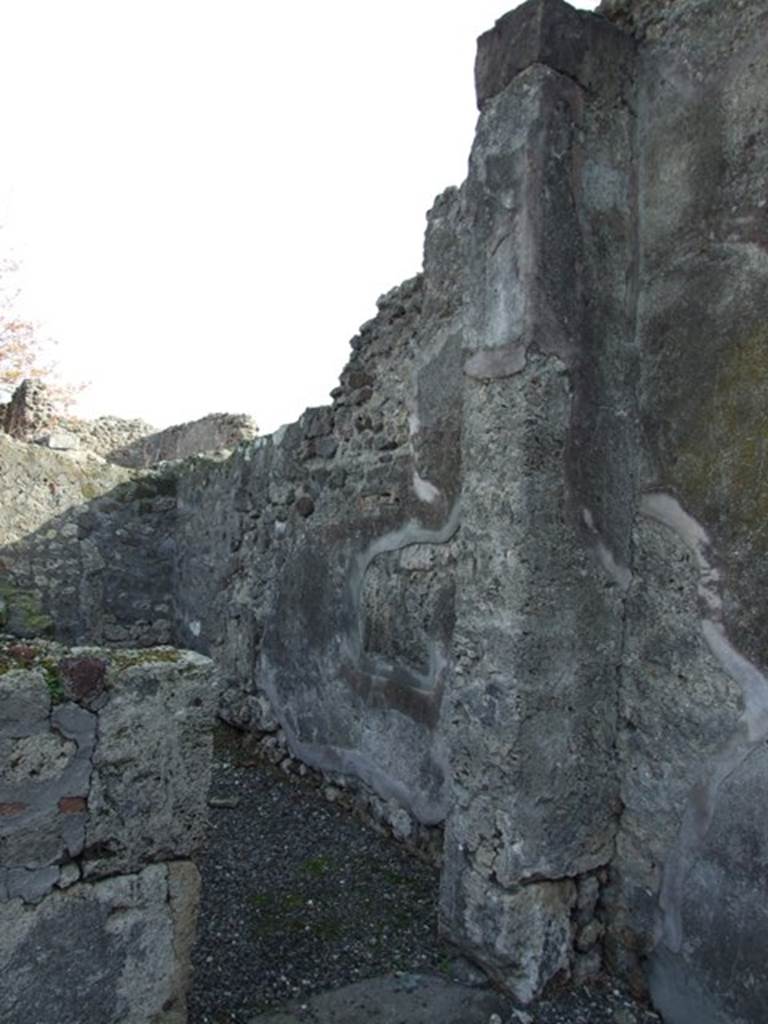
[0,644,217,1023]
[475,0,634,109]
[0,863,199,1024]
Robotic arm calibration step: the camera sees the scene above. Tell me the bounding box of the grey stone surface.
[84,649,219,877]
[476,0,635,108]
[2,379,56,439]
[0,862,200,1024]
[599,2,768,1019]
[171,0,768,1011]
[102,410,259,468]
[0,645,218,894]
[0,643,217,1024]
[173,269,464,833]
[0,669,95,872]
[0,434,177,646]
[247,973,509,1024]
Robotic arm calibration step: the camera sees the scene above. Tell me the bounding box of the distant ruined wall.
[0,434,177,646]
[1,377,258,467]
[102,411,259,468]
[2,1,768,1020]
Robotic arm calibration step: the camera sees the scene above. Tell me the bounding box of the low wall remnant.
[0,640,219,1024]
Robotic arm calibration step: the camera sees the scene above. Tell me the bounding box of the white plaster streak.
[640,493,710,567]
[347,500,462,672]
[641,492,768,954]
[702,620,768,739]
[271,424,289,448]
[596,540,633,593]
[583,505,632,591]
[408,411,420,437]
[641,492,720,620]
[358,500,462,570]
[412,471,441,505]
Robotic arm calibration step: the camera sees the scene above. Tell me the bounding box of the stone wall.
[173,269,461,834]
[0,640,219,1024]
[2,379,57,439]
[172,1,768,1017]
[2,1,767,1020]
[103,411,259,468]
[57,414,157,460]
[1,378,258,467]
[602,2,768,1021]
[0,433,177,646]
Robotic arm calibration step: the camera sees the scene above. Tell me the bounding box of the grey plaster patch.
[464,340,528,379]
[412,471,441,504]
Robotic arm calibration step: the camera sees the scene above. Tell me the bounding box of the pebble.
[208,794,241,809]
[188,726,662,1024]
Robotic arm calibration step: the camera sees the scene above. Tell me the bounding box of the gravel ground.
[187,726,662,1024]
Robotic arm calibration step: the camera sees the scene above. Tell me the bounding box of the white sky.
[0,0,598,433]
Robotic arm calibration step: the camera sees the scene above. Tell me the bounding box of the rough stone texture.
[84,652,219,877]
[438,5,638,999]
[0,433,177,646]
[101,410,259,467]
[171,0,768,1012]
[600,3,768,1022]
[598,0,691,38]
[0,643,218,1024]
[174,270,462,831]
[57,413,157,460]
[0,862,200,1024]
[0,645,218,894]
[2,379,57,439]
[476,0,635,107]
[54,408,257,467]
[1,378,258,467]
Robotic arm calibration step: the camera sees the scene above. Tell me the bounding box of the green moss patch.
[0,582,54,639]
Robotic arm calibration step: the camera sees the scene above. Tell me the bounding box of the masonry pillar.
[439,0,638,1001]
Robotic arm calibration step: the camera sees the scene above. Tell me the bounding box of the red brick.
[58,656,107,705]
[0,802,27,815]
[58,796,87,814]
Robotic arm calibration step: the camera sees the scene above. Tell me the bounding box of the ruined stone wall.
[602,2,768,1022]
[100,411,260,468]
[1,377,258,467]
[2,1,767,1020]
[174,261,463,837]
[57,414,157,459]
[0,641,219,1024]
[171,1,768,1018]
[168,2,768,1017]
[437,2,639,1000]
[0,434,177,646]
